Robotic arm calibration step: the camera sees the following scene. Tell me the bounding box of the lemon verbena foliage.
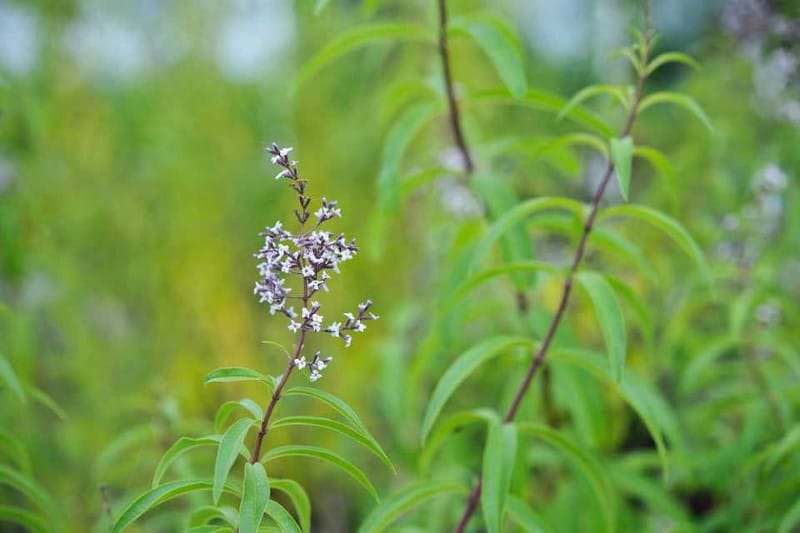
[256,143,378,381]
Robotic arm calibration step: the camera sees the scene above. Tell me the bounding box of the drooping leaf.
[645,51,700,76]
[27,387,67,420]
[638,91,712,131]
[95,424,155,480]
[112,480,240,533]
[239,462,270,533]
[266,500,302,533]
[282,386,373,436]
[505,495,553,533]
[215,399,263,433]
[517,424,615,532]
[271,416,394,472]
[0,506,48,533]
[481,419,518,533]
[575,272,627,382]
[377,101,438,211]
[445,261,559,312]
[0,352,26,402]
[450,13,526,98]
[297,24,431,87]
[558,84,630,120]
[271,479,311,533]
[204,367,274,389]
[214,418,254,504]
[421,336,534,443]
[598,204,711,284]
[0,465,55,517]
[609,136,633,201]
[419,409,498,475]
[153,435,241,487]
[779,498,800,533]
[591,227,658,284]
[0,430,31,473]
[262,445,380,502]
[357,480,467,533]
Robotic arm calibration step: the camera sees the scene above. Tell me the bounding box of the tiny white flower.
[309,369,322,382]
[344,312,355,322]
[327,321,341,337]
[288,320,301,333]
[301,265,315,278]
[355,321,366,332]
[344,334,352,348]
[293,356,307,369]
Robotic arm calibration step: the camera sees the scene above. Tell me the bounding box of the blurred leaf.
[609,136,633,201]
[314,0,332,15]
[297,24,432,87]
[112,480,239,533]
[239,462,270,533]
[539,133,609,159]
[377,102,438,211]
[419,408,497,475]
[95,424,155,480]
[266,500,302,533]
[558,84,630,119]
[0,430,31,473]
[598,204,711,284]
[271,415,394,472]
[638,92,712,131]
[283,386,373,436]
[576,272,627,382]
[262,445,379,502]
[609,463,689,522]
[27,387,67,420]
[646,52,700,76]
[153,435,246,488]
[271,479,311,533]
[358,480,467,533]
[0,465,55,517]
[516,424,614,532]
[185,527,232,533]
[482,419,517,533]
[205,368,275,389]
[605,276,653,346]
[591,227,658,283]
[779,498,800,533]
[450,13,526,98]
[763,425,800,473]
[0,352,25,402]
[421,336,534,444]
[214,419,253,504]
[0,506,48,533]
[445,261,559,312]
[216,400,263,433]
[505,495,553,533]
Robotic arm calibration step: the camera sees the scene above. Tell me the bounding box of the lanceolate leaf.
[645,51,700,76]
[204,367,275,389]
[598,204,711,284]
[0,465,55,516]
[262,445,380,502]
[638,92,712,131]
[421,336,534,444]
[0,506,48,533]
[153,435,244,487]
[271,479,311,533]
[214,418,253,504]
[576,272,627,382]
[215,399,263,433]
[558,84,630,119]
[283,386,373,436]
[0,352,26,402]
[271,416,394,472]
[112,480,240,533]
[450,13,526,98]
[609,136,633,201]
[481,419,518,533]
[239,462,270,533]
[357,480,467,533]
[266,500,302,533]
[505,495,553,533]
[297,23,432,87]
[517,424,614,532]
[420,409,498,475]
[445,261,559,311]
[779,498,800,533]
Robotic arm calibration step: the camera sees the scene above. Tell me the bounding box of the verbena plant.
[109,144,390,532]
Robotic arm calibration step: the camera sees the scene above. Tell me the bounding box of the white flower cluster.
[255,143,379,382]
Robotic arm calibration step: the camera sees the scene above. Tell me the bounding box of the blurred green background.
[1,0,798,530]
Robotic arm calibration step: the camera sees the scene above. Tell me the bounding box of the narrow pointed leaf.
[271,416,393,472]
[263,445,379,502]
[27,387,66,420]
[205,367,274,389]
[421,336,534,443]
[240,462,270,533]
[0,353,26,402]
[646,51,700,76]
[609,136,633,201]
[779,498,800,533]
[638,92,712,131]
[576,272,627,382]
[215,400,263,433]
[0,506,48,533]
[214,418,253,504]
[283,386,372,435]
[266,500,302,533]
[271,479,311,533]
[420,409,497,475]
[558,84,629,120]
[314,0,331,15]
[153,435,225,487]
[358,480,467,533]
[505,495,553,533]
[481,419,518,533]
[0,465,55,516]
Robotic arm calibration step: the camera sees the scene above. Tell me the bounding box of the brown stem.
[437,0,475,175]
[453,6,653,531]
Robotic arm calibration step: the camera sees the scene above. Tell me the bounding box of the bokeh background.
[1,0,798,530]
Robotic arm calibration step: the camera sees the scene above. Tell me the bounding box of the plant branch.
[453,7,653,531]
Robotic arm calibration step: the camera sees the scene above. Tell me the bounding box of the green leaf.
[216,399,263,433]
[297,24,431,87]
[240,463,270,533]
[0,430,32,473]
[450,13,526,98]
[266,500,302,533]
[419,409,497,475]
[645,51,700,76]
[271,479,311,533]
[263,445,380,502]
[591,227,658,284]
[0,352,26,402]
[609,136,633,201]
[377,101,438,211]
[598,204,710,284]
[558,84,630,120]
[445,261,559,312]
[517,424,614,532]
[481,419,518,533]
[153,435,226,487]
[538,133,610,159]
[27,387,67,420]
[314,0,331,15]
[112,479,239,533]
[638,92,712,131]
[214,418,254,504]
[779,498,800,533]
[575,272,627,383]
[357,480,467,533]
[467,197,586,276]
[505,495,552,533]
[185,527,232,533]
[420,336,534,444]
[0,465,55,516]
[0,506,48,533]
[283,386,372,436]
[271,416,394,472]
[205,367,275,389]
